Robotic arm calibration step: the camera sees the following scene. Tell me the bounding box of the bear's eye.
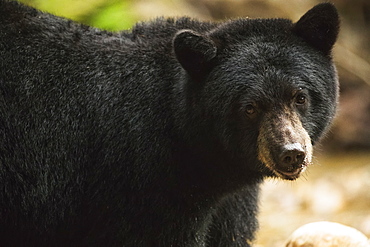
[295,94,307,105]
[245,104,256,115]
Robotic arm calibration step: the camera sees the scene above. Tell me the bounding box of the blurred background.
[17,0,370,246]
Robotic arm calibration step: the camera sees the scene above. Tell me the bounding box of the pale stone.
[285,221,370,247]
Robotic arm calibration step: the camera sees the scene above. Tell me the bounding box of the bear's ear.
[292,3,340,56]
[173,30,217,81]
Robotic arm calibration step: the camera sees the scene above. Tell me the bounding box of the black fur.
[0,1,339,246]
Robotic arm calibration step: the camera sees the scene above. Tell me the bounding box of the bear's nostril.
[296,153,304,163]
[283,156,292,164]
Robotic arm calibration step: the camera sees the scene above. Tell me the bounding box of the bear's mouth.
[272,164,307,180]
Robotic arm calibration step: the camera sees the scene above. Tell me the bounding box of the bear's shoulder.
[127,17,217,44]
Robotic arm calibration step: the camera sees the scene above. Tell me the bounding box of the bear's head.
[173,3,339,181]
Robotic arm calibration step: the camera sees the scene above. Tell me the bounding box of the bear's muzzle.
[257,108,313,180]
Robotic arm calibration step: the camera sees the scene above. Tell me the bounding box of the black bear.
[0,1,339,246]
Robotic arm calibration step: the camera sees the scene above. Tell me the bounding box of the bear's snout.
[257,110,313,180]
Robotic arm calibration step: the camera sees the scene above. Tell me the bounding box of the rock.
[285,221,370,247]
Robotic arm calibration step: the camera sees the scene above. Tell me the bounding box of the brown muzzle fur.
[257,108,313,180]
